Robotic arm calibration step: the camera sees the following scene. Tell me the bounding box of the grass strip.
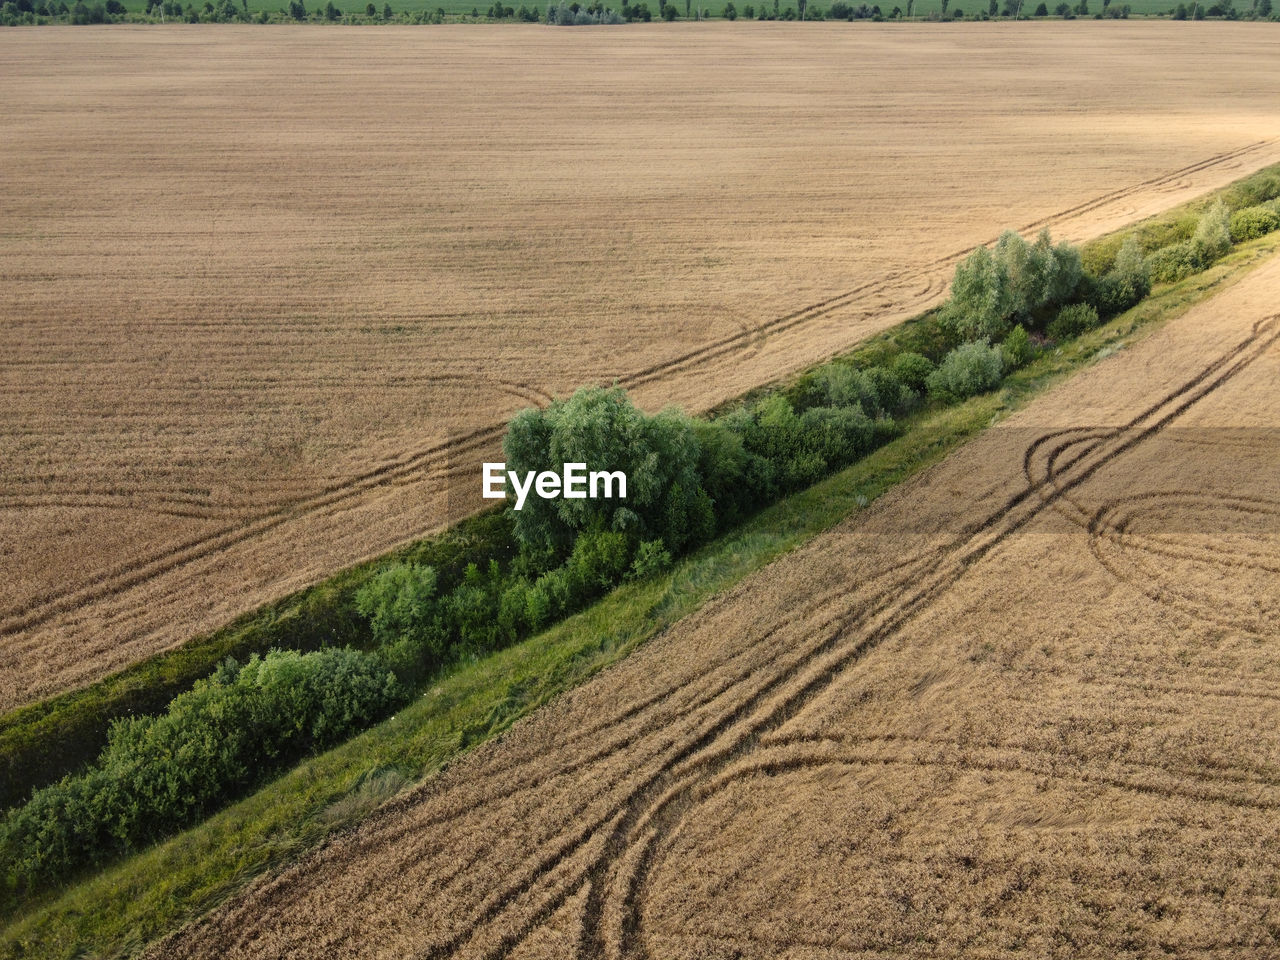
[4,227,1278,960]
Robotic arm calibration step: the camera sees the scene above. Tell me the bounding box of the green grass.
[6,226,1280,960]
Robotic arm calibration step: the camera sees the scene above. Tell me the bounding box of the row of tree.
[13,193,1280,900]
[4,0,1272,23]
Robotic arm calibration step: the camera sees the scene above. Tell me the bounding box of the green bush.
[1086,235,1151,315]
[565,529,633,597]
[1192,200,1232,263]
[723,394,885,497]
[628,538,672,580]
[1146,239,1203,284]
[355,563,443,654]
[1047,302,1099,341]
[1106,235,1151,310]
[739,395,820,490]
[0,649,399,895]
[445,564,504,652]
[1000,324,1033,370]
[890,351,934,392]
[946,245,1013,341]
[1222,171,1280,210]
[799,404,878,472]
[806,364,910,417]
[1229,204,1280,241]
[692,418,760,528]
[926,340,1004,400]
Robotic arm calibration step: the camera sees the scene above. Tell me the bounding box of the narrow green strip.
[6,160,1278,815]
[5,229,1277,960]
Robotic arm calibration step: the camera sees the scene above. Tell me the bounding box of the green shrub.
[355,563,443,655]
[1086,235,1151,315]
[1081,232,1124,277]
[445,566,503,653]
[1105,235,1151,310]
[565,529,633,597]
[926,340,1004,400]
[1000,324,1033,370]
[1133,214,1196,258]
[726,394,885,496]
[1047,302,1099,341]
[496,580,533,642]
[524,582,552,630]
[692,418,760,528]
[0,649,399,896]
[861,366,913,415]
[1146,239,1203,284]
[890,351,934,392]
[628,539,672,580]
[1192,199,1232,262]
[798,404,878,472]
[809,364,910,417]
[1222,171,1280,210]
[740,395,817,489]
[1229,204,1280,241]
[946,245,1014,341]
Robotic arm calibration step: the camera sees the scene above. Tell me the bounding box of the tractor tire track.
[404,312,1280,960]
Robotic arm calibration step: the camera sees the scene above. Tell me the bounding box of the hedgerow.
[0,649,398,894]
[10,198,1275,906]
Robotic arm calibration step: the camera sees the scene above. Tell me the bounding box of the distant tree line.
[5,0,1275,24]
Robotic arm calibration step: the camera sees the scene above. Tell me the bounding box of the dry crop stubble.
[151,252,1280,958]
[4,23,1280,708]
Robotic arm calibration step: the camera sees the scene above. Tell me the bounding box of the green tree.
[503,386,707,556]
[1192,199,1232,261]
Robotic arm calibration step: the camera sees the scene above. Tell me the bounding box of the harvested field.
[4,23,1280,709]
[154,252,1280,959]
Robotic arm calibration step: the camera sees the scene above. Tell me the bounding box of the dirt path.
[152,250,1280,957]
[5,23,1280,709]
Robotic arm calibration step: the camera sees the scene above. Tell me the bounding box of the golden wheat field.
[3,22,1280,709]
[151,248,1280,960]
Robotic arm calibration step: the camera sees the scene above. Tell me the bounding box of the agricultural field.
[3,22,1280,717]
[152,247,1280,960]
